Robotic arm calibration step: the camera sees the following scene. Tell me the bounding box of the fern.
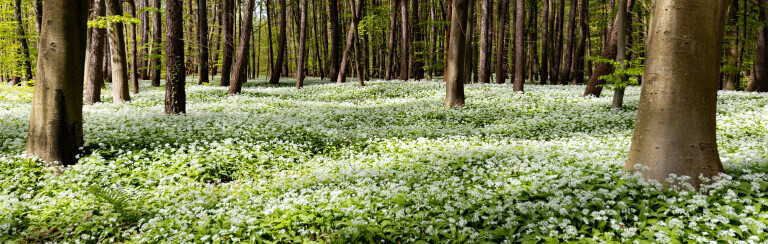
[86,185,139,224]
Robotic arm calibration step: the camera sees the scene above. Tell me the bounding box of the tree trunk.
[220,0,235,86]
[445,0,469,108]
[610,0,628,110]
[228,0,256,94]
[33,0,43,32]
[26,0,88,167]
[128,0,139,94]
[551,0,565,84]
[494,0,509,84]
[151,0,161,87]
[296,0,309,88]
[399,0,409,80]
[571,0,588,85]
[86,0,106,105]
[385,0,399,80]
[462,0,474,84]
[624,0,727,189]
[165,0,186,114]
[106,0,131,103]
[559,0,577,85]
[412,0,425,80]
[14,0,33,82]
[477,0,492,84]
[583,0,633,97]
[513,0,525,91]
[140,0,150,79]
[540,0,550,84]
[337,0,366,84]
[328,0,341,82]
[197,0,210,84]
[268,0,287,84]
[722,0,738,91]
[748,0,768,92]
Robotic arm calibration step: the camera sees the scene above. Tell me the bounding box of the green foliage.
[88,14,141,29]
[592,56,644,90]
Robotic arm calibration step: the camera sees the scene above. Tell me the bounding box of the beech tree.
[197,0,209,84]
[165,0,185,114]
[328,0,341,82]
[513,0,525,92]
[14,0,32,82]
[220,0,234,86]
[228,0,256,95]
[445,0,469,108]
[748,0,768,92]
[477,0,492,84]
[268,0,287,85]
[624,0,727,188]
[150,0,161,87]
[494,0,509,84]
[337,0,365,84]
[26,0,88,166]
[86,0,107,105]
[296,0,309,89]
[105,0,131,103]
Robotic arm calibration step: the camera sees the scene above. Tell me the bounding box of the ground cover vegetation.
[2,79,768,243]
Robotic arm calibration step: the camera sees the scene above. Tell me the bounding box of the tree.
[296,0,308,89]
[571,0,588,85]
[384,0,399,81]
[150,0,161,87]
[26,0,88,166]
[165,0,186,114]
[268,0,287,85]
[337,0,365,84]
[106,0,131,103]
[477,0,492,84]
[86,0,107,105]
[583,0,633,97]
[228,0,257,95]
[558,0,577,85]
[494,0,510,84]
[748,0,768,92]
[220,0,235,86]
[445,0,469,108]
[128,0,139,95]
[513,0,525,91]
[399,0,409,80]
[610,0,628,110]
[540,0,550,84]
[197,0,210,84]
[328,0,341,82]
[14,0,33,82]
[624,0,727,189]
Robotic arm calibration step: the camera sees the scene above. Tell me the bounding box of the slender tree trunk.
[14,0,33,82]
[128,0,140,94]
[721,0,738,90]
[445,0,469,108]
[311,3,326,80]
[385,0,399,80]
[295,0,309,88]
[610,0,627,110]
[571,0,588,85]
[106,0,131,103]
[269,0,287,84]
[513,0,525,91]
[220,0,235,86]
[748,0,768,92]
[399,0,409,80]
[86,0,106,105]
[33,0,43,32]
[540,0,550,84]
[151,0,161,87]
[412,0,425,80]
[624,0,727,189]
[337,0,366,84]
[583,0,633,97]
[462,0,474,83]
[197,0,210,84]
[559,0,577,85]
[328,0,341,82]
[476,0,492,84]
[494,0,510,84]
[551,0,565,84]
[165,0,186,114]
[140,0,150,79]
[27,0,88,167]
[228,0,256,94]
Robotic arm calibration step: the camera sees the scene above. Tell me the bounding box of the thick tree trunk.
[477,0,492,84]
[337,0,366,84]
[151,0,161,87]
[571,0,588,85]
[513,0,525,91]
[26,0,88,167]
[86,0,106,105]
[445,0,469,108]
[399,0,409,80]
[624,0,727,189]
[268,0,287,84]
[106,0,131,103]
[296,0,308,88]
[494,0,510,84]
[197,0,210,84]
[328,0,341,82]
[228,0,256,94]
[165,0,186,114]
[748,0,768,92]
[220,0,235,86]
[559,0,577,85]
[540,0,550,84]
[14,0,33,82]
[583,0,633,97]
[385,0,399,80]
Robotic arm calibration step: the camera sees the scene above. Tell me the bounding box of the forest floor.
[1,78,768,243]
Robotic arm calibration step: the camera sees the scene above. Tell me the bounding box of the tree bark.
[165,0,186,114]
[197,0,210,84]
[151,0,161,87]
[624,0,727,189]
[540,0,550,84]
[445,0,469,108]
[128,0,139,95]
[399,0,409,80]
[268,0,287,84]
[513,0,525,91]
[494,0,509,84]
[610,0,628,110]
[411,0,425,80]
[748,0,768,92]
[296,0,309,88]
[14,0,33,82]
[559,0,577,85]
[328,0,341,82]
[337,0,366,84]
[385,0,399,80]
[228,0,256,94]
[220,0,235,86]
[86,0,106,105]
[26,0,88,167]
[571,0,588,85]
[583,0,633,97]
[477,0,492,84]
[106,0,131,103]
